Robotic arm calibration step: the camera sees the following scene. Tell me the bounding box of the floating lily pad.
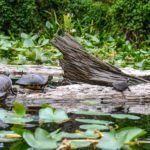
[76,119,113,125]
[97,127,146,150]
[80,124,109,130]
[63,130,100,139]
[39,107,69,123]
[111,114,140,120]
[0,109,33,125]
[71,140,92,149]
[23,128,58,149]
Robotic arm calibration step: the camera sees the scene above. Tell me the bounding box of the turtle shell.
[112,81,129,92]
[16,74,50,89]
[0,75,12,92]
[0,75,13,99]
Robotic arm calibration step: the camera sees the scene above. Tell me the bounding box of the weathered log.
[51,34,149,86]
[0,65,149,81]
[6,83,150,115]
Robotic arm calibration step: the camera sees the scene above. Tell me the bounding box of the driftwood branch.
[51,34,148,86]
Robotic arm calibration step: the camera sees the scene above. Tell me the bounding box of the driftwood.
[0,65,149,81]
[51,34,149,86]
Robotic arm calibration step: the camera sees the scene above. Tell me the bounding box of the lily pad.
[0,109,33,124]
[39,107,69,123]
[97,127,146,150]
[23,128,58,149]
[80,124,109,130]
[76,119,113,125]
[111,114,140,120]
[71,140,92,149]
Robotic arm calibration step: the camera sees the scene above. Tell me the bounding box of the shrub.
[111,0,150,46]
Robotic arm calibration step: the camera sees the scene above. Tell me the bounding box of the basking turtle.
[16,74,52,90]
[112,80,130,92]
[0,74,15,100]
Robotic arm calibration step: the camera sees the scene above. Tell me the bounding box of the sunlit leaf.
[13,102,26,117]
[97,127,146,150]
[71,140,92,149]
[111,114,140,120]
[76,119,113,125]
[80,124,109,130]
[23,128,58,149]
[23,39,34,48]
[39,107,69,123]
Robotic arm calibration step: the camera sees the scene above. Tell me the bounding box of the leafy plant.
[39,107,69,123]
[97,127,146,150]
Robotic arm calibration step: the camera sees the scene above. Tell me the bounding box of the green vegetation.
[0,102,149,149]
[0,0,149,69]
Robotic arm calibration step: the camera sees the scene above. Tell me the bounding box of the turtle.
[16,74,52,90]
[112,80,130,92]
[0,74,16,100]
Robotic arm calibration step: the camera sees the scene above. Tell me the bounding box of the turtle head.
[4,70,10,77]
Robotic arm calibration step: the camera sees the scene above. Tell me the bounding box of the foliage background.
[0,0,149,69]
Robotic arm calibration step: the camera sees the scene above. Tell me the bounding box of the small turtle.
[112,80,130,92]
[0,74,15,100]
[16,74,52,90]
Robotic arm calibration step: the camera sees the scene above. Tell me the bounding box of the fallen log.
[6,83,150,115]
[0,65,149,81]
[51,34,149,86]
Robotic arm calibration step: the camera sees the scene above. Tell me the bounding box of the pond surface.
[0,109,149,150]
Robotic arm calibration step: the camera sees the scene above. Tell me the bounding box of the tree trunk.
[51,34,148,86]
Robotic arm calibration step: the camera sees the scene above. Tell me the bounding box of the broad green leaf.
[13,102,26,116]
[0,109,33,124]
[117,127,146,143]
[97,127,146,150]
[71,140,92,149]
[76,119,113,125]
[80,124,109,130]
[111,114,140,120]
[39,107,69,123]
[4,114,33,124]
[62,130,99,139]
[21,33,29,39]
[97,131,123,150]
[23,130,58,149]
[41,39,49,46]
[23,39,34,48]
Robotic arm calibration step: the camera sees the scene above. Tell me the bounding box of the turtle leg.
[10,88,17,95]
[121,92,129,113]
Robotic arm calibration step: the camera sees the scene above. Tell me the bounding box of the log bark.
[6,83,150,115]
[51,34,148,86]
[0,65,149,81]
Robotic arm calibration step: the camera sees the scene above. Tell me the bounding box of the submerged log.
[51,34,148,86]
[6,83,150,115]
